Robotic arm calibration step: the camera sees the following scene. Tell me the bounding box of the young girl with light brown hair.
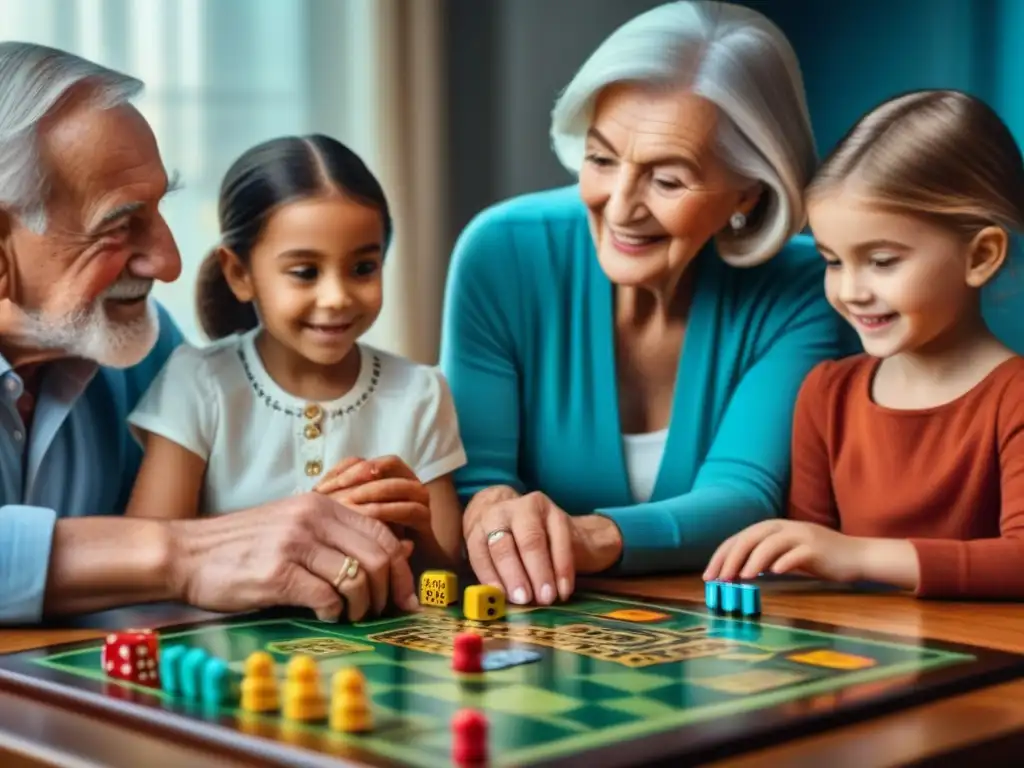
[704,89,1024,599]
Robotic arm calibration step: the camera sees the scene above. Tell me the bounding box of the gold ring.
[333,556,360,589]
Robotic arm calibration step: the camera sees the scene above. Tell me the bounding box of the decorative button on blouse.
[225,335,390,502]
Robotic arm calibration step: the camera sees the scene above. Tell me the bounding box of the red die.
[101,629,160,687]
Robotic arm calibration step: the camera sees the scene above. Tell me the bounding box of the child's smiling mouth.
[302,321,355,336]
[850,312,898,331]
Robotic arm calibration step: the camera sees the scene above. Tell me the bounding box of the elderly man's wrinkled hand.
[167,492,419,622]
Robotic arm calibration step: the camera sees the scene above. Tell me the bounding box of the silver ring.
[486,527,512,546]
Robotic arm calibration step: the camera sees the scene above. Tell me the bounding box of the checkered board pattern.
[26,594,978,767]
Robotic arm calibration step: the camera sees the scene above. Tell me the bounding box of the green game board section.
[34,594,974,768]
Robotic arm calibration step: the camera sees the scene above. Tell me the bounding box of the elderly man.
[0,42,419,625]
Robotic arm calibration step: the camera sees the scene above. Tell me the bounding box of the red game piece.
[451,708,487,765]
[101,629,160,687]
[452,632,483,673]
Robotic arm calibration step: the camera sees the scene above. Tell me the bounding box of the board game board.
[0,592,1022,768]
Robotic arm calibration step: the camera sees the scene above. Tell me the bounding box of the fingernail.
[512,588,528,604]
[558,578,571,600]
[540,584,554,604]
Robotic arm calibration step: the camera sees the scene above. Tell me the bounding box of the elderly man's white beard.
[12,277,160,368]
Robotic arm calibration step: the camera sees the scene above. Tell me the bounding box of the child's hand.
[314,455,431,536]
[703,520,867,584]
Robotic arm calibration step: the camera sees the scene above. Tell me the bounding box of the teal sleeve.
[597,257,856,573]
[439,210,526,501]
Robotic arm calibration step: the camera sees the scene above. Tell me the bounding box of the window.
[0,0,336,344]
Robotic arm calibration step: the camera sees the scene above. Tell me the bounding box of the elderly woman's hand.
[463,487,623,605]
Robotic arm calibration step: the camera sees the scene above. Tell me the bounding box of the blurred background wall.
[3,0,1022,360]
[450,0,1024,225]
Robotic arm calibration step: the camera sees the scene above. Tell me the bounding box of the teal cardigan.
[439,185,856,574]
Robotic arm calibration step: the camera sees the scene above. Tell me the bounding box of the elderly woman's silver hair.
[550,0,817,266]
[0,42,142,233]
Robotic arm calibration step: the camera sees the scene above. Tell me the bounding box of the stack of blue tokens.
[704,580,761,618]
[160,644,239,706]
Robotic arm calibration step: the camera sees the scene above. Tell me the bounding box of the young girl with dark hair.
[125,135,465,583]
[704,90,1024,599]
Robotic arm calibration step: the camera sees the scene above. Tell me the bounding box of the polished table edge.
[0,577,1023,766]
[702,677,1024,767]
[0,687,261,768]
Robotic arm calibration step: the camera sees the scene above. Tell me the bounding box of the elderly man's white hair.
[550,0,817,266]
[0,41,143,233]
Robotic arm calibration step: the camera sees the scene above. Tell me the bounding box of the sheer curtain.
[0,0,448,362]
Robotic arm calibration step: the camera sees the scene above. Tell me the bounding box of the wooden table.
[0,577,1022,767]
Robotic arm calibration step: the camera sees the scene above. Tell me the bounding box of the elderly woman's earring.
[729,212,747,231]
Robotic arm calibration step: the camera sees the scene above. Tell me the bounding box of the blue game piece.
[179,648,210,700]
[721,582,740,613]
[159,644,188,695]
[481,649,542,671]
[708,617,761,641]
[199,657,236,706]
[738,583,761,617]
[704,580,721,612]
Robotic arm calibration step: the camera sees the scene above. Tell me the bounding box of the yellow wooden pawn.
[283,655,325,721]
[240,651,278,712]
[330,667,372,732]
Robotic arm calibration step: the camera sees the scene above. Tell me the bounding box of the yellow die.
[463,585,506,621]
[419,570,457,607]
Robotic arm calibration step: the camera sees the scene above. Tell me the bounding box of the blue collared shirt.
[0,305,182,624]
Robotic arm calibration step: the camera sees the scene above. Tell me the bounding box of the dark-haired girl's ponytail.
[194,248,259,340]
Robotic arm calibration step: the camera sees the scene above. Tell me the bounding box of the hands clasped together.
[314,455,434,542]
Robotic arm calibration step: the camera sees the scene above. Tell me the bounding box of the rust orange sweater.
[789,354,1024,599]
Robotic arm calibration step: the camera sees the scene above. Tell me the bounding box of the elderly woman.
[439,1,855,606]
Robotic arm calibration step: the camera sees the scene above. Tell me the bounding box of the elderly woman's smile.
[606,229,669,255]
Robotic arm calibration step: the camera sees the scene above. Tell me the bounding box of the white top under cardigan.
[622,429,668,503]
[128,328,467,516]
